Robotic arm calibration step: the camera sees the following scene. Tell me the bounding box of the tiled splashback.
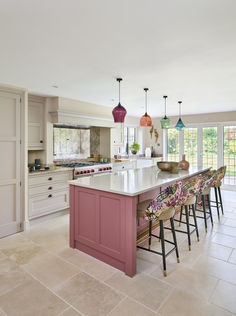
[90,127,100,156]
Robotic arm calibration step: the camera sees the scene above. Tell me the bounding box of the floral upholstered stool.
[210,166,226,219]
[173,176,201,251]
[195,171,215,232]
[136,182,182,277]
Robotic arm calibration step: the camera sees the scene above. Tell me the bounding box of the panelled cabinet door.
[0,91,21,237]
[28,99,44,150]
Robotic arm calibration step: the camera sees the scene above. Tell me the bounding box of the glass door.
[184,128,198,166]
[167,128,180,161]
[223,126,236,185]
[202,127,218,169]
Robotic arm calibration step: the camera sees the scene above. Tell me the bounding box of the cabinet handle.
[48,177,53,181]
[48,186,52,190]
[40,140,43,143]
[48,194,52,198]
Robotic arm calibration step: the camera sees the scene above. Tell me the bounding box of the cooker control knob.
[87,170,90,173]
[91,169,95,172]
[80,171,83,174]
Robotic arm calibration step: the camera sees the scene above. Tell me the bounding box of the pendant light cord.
[117,78,122,105]
[178,101,182,118]
[144,88,148,115]
[163,96,167,117]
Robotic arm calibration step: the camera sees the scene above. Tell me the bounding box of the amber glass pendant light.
[140,88,152,127]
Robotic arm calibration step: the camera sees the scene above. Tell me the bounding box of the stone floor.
[1,190,236,315]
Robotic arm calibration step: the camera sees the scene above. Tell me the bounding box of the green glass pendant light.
[160,95,170,129]
[175,101,185,131]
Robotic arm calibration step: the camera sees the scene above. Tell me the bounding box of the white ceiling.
[0,0,236,117]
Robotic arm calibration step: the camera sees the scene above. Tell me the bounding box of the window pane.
[167,128,179,161]
[202,127,217,169]
[224,126,236,185]
[184,128,197,166]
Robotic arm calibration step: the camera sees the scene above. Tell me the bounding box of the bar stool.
[174,176,201,251]
[195,171,215,232]
[210,166,226,219]
[137,181,182,277]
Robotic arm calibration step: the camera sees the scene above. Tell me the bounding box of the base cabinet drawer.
[29,182,69,196]
[29,189,69,219]
[29,171,72,186]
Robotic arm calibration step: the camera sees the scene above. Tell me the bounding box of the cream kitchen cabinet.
[28,96,45,150]
[28,169,73,219]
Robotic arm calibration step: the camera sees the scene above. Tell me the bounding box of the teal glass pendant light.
[175,101,185,131]
[160,95,170,129]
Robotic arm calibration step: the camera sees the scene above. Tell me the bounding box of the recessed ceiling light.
[52,85,58,88]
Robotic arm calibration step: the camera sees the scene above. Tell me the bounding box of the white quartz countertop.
[69,165,211,196]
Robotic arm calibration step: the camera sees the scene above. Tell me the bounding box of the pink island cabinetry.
[69,166,210,277]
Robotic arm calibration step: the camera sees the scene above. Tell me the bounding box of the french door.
[0,91,22,237]
[166,124,236,190]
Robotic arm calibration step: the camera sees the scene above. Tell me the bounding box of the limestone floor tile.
[158,288,233,316]
[203,242,233,261]
[60,307,82,316]
[0,233,30,250]
[23,252,80,290]
[109,298,156,316]
[228,249,236,264]
[224,218,236,228]
[136,257,159,274]
[0,308,6,316]
[56,272,124,316]
[105,272,172,311]
[222,212,236,220]
[0,252,6,261]
[0,258,31,296]
[0,279,68,316]
[212,232,236,248]
[152,265,218,301]
[1,242,46,265]
[210,280,236,314]
[81,259,117,281]
[213,223,236,237]
[193,255,236,285]
[63,249,96,269]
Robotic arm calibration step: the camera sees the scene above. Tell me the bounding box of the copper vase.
[179,154,189,170]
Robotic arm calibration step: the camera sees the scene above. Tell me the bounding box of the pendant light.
[112,78,127,123]
[175,101,185,131]
[160,95,171,129]
[140,88,152,126]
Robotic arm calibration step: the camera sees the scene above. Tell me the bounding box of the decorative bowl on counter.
[157,161,179,174]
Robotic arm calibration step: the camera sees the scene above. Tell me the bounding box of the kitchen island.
[69,165,210,276]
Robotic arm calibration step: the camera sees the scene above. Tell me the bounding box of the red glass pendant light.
[112,78,127,123]
[140,88,152,127]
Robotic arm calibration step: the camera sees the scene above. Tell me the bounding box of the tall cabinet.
[28,95,45,150]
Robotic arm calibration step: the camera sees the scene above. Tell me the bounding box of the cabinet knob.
[48,194,52,198]
[40,140,43,143]
[48,186,52,190]
[48,177,53,181]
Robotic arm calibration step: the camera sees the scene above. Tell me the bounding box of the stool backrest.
[178,176,201,205]
[145,181,182,221]
[198,171,215,194]
[211,166,227,186]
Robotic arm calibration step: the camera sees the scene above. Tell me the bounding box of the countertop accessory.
[179,154,189,170]
[130,142,140,155]
[175,101,185,131]
[140,88,152,127]
[157,161,179,173]
[160,96,171,129]
[112,78,127,123]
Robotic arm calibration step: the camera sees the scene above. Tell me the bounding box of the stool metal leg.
[170,217,180,263]
[185,205,191,251]
[207,194,214,226]
[218,187,224,215]
[214,187,220,219]
[179,206,183,226]
[191,204,200,241]
[148,220,152,250]
[202,195,208,232]
[160,220,167,276]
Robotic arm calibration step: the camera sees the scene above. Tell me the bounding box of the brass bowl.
[157,161,179,174]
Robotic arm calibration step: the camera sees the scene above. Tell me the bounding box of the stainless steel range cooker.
[56,162,112,179]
